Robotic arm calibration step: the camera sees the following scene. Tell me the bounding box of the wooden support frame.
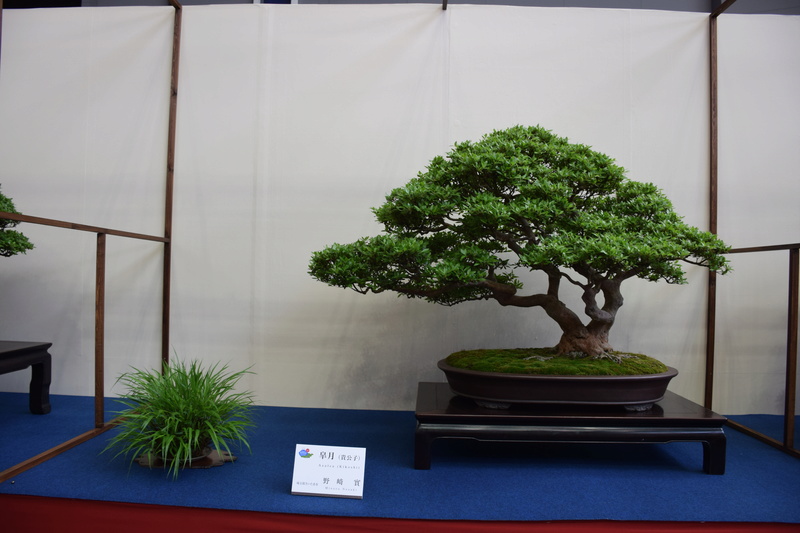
[0,1,4,62]
[0,0,183,483]
[164,0,183,367]
[705,0,737,408]
[704,0,799,458]
[715,244,800,459]
[787,247,799,450]
[704,3,724,409]
[95,233,106,429]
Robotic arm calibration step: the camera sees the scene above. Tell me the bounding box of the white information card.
[291,444,366,499]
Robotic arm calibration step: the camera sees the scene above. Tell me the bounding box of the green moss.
[445,348,668,376]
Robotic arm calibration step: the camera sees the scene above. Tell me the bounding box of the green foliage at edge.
[445,348,669,376]
[103,359,256,479]
[0,185,34,258]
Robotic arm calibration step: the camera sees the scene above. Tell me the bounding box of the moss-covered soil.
[445,348,669,376]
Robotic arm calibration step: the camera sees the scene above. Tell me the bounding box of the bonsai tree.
[309,125,729,361]
[104,359,256,478]
[0,185,34,258]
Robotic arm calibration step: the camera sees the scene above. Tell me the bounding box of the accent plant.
[309,125,730,366]
[104,359,256,479]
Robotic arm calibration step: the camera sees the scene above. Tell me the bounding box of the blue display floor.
[1,392,799,524]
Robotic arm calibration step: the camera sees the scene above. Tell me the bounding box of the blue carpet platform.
[1,391,799,527]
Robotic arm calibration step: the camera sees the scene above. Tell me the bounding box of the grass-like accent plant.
[104,359,256,479]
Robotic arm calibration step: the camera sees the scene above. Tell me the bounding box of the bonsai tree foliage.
[0,185,34,258]
[309,126,729,360]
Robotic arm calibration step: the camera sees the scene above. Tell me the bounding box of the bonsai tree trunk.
[488,273,624,359]
[554,323,613,357]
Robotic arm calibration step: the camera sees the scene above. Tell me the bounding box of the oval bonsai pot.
[437,359,678,409]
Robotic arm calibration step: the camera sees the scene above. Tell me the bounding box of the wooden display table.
[0,341,52,414]
[414,381,726,474]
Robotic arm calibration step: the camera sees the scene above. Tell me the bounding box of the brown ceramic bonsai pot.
[437,359,678,410]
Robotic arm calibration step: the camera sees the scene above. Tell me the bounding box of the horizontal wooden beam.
[0,211,168,243]
[726,420,800,459]
[0,422,118,484]
[712,0,738,18]
[728,243,800,254]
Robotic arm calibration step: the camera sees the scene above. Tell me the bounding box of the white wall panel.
[715,14,800,414]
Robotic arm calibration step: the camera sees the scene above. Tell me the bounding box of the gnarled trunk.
[554,323,613,357]
[489,276,623,359]
[493,292,616,358]
[553,278,624,358]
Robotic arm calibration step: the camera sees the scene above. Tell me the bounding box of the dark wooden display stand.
[0,341,52,414]
[414,381,727,474]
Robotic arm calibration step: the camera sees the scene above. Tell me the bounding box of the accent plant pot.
[136,447,236,470]
[437,359,678,410]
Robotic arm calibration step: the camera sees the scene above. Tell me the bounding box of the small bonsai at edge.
[0,185,34,258]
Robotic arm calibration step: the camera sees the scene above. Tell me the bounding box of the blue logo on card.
[298,448,313,458]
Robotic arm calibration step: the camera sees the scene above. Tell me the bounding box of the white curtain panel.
[0,5,797,414]
[715,14,800,415]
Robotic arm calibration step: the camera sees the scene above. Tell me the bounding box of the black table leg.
[703,433,727,475]
[0,342,54,415]
[29,352,51,414]
[414,428,433,470]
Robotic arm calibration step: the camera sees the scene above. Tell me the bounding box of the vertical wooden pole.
[705,0,737,410]
[705,13,720,410]
[95,233,107,428]
[0,0,4,65]
[705,275,717,409]
[162,1,182,368]
[784,248,799,449]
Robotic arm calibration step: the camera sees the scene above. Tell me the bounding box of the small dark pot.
[156,444,212,464]
[437,359,678,409]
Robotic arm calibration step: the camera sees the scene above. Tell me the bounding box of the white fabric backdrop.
[715,14,800,415]
[0,5,796,414]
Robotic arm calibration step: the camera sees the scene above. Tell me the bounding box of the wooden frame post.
[163,0,182,368]
[95,233,106,428]
[784,248,799,449]
[705,0,737,410]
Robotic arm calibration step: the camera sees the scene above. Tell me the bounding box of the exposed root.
[523,355,553,362]
[589,351,635,364]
